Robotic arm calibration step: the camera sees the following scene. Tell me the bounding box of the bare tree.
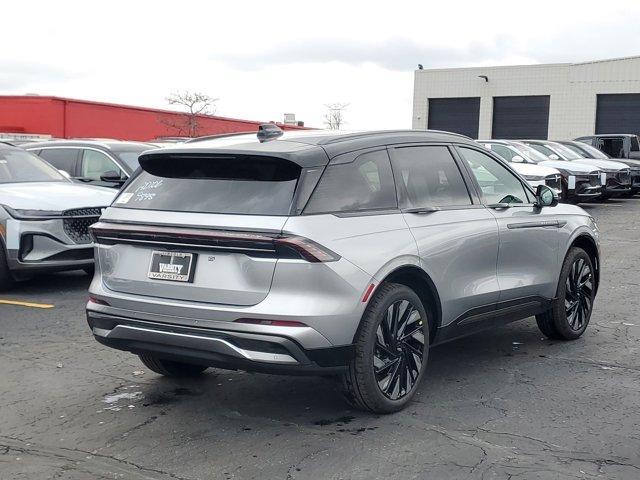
[324,103,349,130]
[160,91,219,137]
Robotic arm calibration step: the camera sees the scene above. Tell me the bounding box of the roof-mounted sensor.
[257,123,284,143]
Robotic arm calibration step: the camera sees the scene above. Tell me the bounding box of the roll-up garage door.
[492,96,550,140]
[596,94,640,135]
[427,97,480,139]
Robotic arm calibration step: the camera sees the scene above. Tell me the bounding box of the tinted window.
[562,143,588,158]
[82,150,123,180]
[459,147,531,205]
[118,155,300,215]
[115,151,143,170]
[577,143,610,159]
[487,144,516,161]
[391,146,471,208]
[0,148,68,183]
[305,150,396,214]
[631,136,640,152]
[599,138,625,157]
[527,143,559,159]
[37,148,78,174]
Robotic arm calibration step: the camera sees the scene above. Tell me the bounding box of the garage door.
[596,94,640,135]
[492,96,550,140]
[428,97,480,139]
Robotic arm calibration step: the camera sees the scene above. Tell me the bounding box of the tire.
[0,243,14,291]
[342,283,429,414]
[536,247,595,340]
[138,353,208,377]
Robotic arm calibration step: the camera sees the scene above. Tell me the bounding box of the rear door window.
[81,149,124,180]
[118,154,301,216]
[390,146,471,208]
[37,148,80,175]
[304,150,397,214]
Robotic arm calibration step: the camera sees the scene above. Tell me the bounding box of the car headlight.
[522,175,545,181]
[2,205,64,220]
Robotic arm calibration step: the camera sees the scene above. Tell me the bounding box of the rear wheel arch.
[367,265,441,343]
[568,234,599,295]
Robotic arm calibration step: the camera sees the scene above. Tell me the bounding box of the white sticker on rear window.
[115,193,134,204]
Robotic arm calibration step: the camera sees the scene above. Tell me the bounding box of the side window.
[630,136,640,152]
[37,148,78,174]
[527,143,556,158]
[304,150,397,214]
[391,146,471,208]
[488,144,516,161]
[81,150,123,180]
[459,147,531,205]
[600,138,624,158]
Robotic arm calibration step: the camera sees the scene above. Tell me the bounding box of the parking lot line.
[0,299,54,309]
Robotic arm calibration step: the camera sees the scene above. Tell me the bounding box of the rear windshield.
[116,154,301,215]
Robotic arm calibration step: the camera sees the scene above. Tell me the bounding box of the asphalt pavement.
[1,199,639,480]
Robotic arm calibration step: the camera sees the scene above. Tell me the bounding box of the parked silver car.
[0,144,116,289]
[87,128,600,413]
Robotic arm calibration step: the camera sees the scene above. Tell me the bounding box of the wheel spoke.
[383,358,402,397]
[374,298,427,400]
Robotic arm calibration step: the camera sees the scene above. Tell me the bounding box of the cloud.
[211,37,517,71]
[0,61,78,91]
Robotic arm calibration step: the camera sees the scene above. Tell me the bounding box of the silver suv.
[87,128,600,413]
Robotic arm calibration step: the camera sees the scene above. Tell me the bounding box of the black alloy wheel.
[564,257,593,331]
[374,299,425,400]
[536,247,595,340]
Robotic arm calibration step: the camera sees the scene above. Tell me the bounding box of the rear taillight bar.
[89,222,340,263]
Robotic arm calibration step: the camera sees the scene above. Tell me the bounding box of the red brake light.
[274,236,340,263]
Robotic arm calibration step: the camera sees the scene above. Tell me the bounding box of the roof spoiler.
[257,123,284,143]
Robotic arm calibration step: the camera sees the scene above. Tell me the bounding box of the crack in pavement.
[0,436,196,480]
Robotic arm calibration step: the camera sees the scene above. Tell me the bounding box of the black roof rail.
[184,131,256,143]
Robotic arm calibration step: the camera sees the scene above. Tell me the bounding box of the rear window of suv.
[115,154,301,215]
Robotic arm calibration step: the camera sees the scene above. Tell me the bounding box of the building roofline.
[415,55,640,73]
[0,95,310,130]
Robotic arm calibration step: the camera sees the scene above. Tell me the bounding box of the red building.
[0,95,307,141]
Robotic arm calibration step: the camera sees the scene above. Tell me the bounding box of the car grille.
[617,169,631,185]
[63,207,105,244]
[589,173,601,187]
[544,174,562,191]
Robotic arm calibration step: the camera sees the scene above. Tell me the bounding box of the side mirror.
[58,169,71,179]
[511,155,524,163]
[100,170,123,182]
[536,185,558,208]
[548,154,560,160]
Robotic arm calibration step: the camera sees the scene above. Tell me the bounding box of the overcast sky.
[2,0,640,129]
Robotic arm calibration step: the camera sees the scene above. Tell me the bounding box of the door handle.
[487,203,512,209]
[402,206,441,214]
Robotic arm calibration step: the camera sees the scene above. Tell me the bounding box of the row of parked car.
[0,132,638,291]
[0,127,633,412]
[482,138,640,203]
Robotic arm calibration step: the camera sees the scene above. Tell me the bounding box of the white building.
[412,55,640,140]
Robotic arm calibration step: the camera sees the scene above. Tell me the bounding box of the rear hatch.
[94,149,322,306]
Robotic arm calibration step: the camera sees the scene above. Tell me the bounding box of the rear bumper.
[87,310,352,375]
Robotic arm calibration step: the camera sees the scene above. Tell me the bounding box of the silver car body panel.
[0,182,116,275]
[87,130,601,371]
